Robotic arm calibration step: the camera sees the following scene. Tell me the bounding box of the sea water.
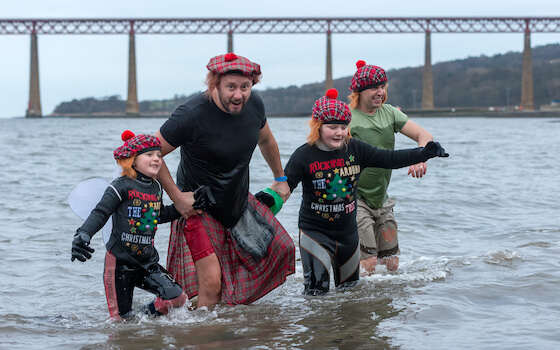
[1,116,559,349]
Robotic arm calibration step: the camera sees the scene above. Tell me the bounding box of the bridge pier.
[421,31,434,110]
[26,31,42,118]
[325,31,333,92]
[228,31,233,53]
[521,29,534,110]
[126,29,139,116]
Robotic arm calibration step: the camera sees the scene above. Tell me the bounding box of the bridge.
[2,17,559,117]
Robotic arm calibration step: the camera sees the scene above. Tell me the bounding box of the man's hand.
[174,191,202,218]
[271,181,291,202]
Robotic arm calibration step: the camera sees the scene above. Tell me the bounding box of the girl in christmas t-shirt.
[282,89,448,295]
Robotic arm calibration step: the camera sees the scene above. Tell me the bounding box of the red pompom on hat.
[349,60,387,93]
[356,60,366,69]
[121,130,135,141]
[312,88,352,124]
[224,53,238,61]
[113,131,162,160]
[326,88,338,99]
[206,52,261,77]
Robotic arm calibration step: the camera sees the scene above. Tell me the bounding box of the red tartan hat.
[113,130,161,160]
[206,53,261,77]
[349,60,387,93]
[312,89,352,124]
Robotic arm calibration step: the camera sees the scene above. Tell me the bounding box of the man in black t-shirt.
[155,53,294,308]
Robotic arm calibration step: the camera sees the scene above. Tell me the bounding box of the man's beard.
[219,94,245,116]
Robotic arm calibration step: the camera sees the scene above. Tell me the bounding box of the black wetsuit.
[77,173,182,318]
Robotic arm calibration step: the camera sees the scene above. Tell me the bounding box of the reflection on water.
[1,116,559,349]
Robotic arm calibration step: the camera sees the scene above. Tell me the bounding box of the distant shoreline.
[42,109,560,119]
[400,108,560,118]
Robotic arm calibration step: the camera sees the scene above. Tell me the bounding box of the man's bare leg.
[194,253,222,308]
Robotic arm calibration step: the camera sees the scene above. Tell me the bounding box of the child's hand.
[423,141,449,158]
[71,232,94,262]
[193,185,216,211]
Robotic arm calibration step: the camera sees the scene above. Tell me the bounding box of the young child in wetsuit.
[283,89,448,295]
[71,130,187,320]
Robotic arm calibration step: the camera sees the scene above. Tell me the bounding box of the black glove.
[255,190,275,209]
[193,185,216,211]
[422,141,449,158]
[71,231,94,262]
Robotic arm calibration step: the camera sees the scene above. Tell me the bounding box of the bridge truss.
[2,17,558,117]
[1,17,560,35]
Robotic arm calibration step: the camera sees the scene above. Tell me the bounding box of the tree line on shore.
[52,43,560,116]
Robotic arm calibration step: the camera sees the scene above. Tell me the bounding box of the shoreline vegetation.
[44,108,560,119]
[47,43,560,119]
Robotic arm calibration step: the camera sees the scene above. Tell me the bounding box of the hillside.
[257,43,560,115]
[52,43,560,116]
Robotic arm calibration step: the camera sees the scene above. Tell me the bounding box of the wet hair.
[203,71,262,102]
[306,118,352,146]
[116,156,137,179]
[347,84,389,109]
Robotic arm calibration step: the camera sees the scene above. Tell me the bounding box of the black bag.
[229,204,275,260]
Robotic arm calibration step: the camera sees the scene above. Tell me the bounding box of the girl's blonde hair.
[306,119,352,146]
[116,156,137,179]
[347,85,389,109]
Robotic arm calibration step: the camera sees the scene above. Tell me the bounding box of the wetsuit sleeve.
[159,204,181,223]
[76,184,122,239]
[356,139,433,170]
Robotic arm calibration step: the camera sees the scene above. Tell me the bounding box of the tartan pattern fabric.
[206,53,261,77]
[166,193,296,305]
[166,219,197,296]
[113,134,161,159]
[349,64,387,93]
[312,90,352,124]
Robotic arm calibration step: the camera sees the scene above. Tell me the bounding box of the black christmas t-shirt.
[284,139,430,239]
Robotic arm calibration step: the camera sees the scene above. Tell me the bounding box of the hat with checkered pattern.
[113,130,161,160]
[206,53,261,77]
[312,88,352,124]
[349,60,387,93]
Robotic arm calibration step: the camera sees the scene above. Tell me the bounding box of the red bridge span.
[2,17,559,117]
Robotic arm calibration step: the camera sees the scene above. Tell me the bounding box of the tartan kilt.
[166,192,295,305]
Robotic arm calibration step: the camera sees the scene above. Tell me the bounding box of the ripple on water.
[2,117,560,349]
